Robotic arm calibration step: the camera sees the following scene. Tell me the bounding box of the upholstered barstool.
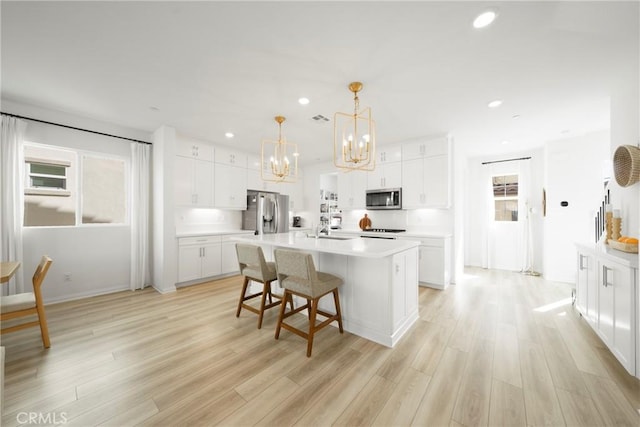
[235,243,287,329]
[273,249,343,357]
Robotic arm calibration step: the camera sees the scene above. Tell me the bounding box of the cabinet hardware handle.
[602,265,611,287]
[579,254,586,270]
[395,264,400,273]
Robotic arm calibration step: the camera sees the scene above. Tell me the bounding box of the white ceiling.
[1,1,638,164]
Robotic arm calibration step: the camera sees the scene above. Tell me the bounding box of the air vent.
[311,114,330,122]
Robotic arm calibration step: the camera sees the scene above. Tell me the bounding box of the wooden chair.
[235,244,289,329]
[1,256,53,348]
[273,249,343,357]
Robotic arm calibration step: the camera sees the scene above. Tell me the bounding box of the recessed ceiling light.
[293,152,300,157]
[501,140,510,145]
[473,10,497,29]
[298,97,310,105]
[488,100,503,108]
[225,132,234,138]
[512,114,521,119]
[561,129,570,134]
[149,106,160,111]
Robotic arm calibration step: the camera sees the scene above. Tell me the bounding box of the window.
[25,158,71,195]
[81,155,126,224]
[493,174,518,221]
[24,143,128,227]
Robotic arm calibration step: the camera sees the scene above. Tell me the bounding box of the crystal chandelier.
[261,116,298,183]
[334,81,376,171]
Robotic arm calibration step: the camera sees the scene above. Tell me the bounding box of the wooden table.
[1,261,21,283]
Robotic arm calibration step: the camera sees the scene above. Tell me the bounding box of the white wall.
[3,99,149,303]
[543,131,610,282]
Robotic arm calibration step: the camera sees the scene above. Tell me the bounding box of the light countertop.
[176,230,255,238]
[236,232,419,258]
[332,229,453,239]
[576,242,639,268]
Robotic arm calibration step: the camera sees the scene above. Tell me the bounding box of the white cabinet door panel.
[178,245,202,283]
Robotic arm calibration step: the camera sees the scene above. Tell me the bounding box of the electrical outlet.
[63,273,72,281]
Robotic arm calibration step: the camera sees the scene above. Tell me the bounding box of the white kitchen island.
[236,232,420,347]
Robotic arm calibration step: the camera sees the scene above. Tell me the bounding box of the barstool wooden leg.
[236,276,250,317]
[333,289,344,333]
[307,298,319,357]
[257,280,271,329]
[275,290,289,339]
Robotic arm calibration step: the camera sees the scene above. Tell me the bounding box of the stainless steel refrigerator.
[242,191,289,234]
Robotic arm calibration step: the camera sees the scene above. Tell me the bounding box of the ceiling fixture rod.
[0,111,152,145]
[482,156,531,165]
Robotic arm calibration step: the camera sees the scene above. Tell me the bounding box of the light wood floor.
[2,267,639,426]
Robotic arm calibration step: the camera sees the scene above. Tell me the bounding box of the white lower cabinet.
[178,236,222,283]
[178,234,250,284]
[221,235,242,275]
[575,244,638,377]
[576,250,598,327]
[398,235,451,289]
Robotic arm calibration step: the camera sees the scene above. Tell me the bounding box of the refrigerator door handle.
[257,196,264,235]
[274,197,279,233]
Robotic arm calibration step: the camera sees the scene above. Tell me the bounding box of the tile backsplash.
[175,207,243,234]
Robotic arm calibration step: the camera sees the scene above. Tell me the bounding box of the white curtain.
[130,142,151,290]
[518,159,533,273]
[1,116,26,295]
[481,164,494,269]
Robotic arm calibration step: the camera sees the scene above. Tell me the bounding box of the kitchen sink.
[306,234,354,241]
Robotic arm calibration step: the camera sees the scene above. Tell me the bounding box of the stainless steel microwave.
[366,188,402,210]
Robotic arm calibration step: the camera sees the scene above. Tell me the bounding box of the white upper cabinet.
[214,159,247,210]
[215,146,247,167]
[367,161,402,189]
[401,136,451,208]
[376,144,402,164]
[176,136,214,162]
[174,154,214,207]
[211,146,248,209]
[367,144,402,189]
[338,170,367,209]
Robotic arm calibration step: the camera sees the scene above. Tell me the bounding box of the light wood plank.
[452,338,494,426]
[488,379,526,426]
[372,367,431,426]
[333,375,396,426]
[582,372,640,426]
[411,346,468,426]
[492,322,522,388]
[555,388,605,427]
[519,339,565,426]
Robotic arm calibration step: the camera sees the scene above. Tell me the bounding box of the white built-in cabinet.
[575,244,638,377]
[174,138,215,207]
[178,233,248,284]
[367,145,402,189]
[214,147,247,210]
[175,138,305,210]
[337,170,367,209]
[178,236,222,283]
[401,137,450,208]
[398,235,451,289]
